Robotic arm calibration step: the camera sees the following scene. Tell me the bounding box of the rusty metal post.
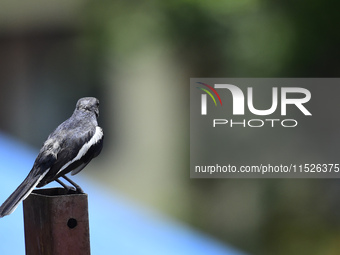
[23,188,90,255]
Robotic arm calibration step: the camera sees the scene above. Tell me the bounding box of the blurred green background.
[1,0,340,254]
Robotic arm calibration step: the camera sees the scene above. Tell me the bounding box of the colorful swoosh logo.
[196,82,222,106]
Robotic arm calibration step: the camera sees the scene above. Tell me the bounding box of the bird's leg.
[55,179,76,193]
[62,175,84,194]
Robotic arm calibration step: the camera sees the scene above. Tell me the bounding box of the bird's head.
[76,97,100,117]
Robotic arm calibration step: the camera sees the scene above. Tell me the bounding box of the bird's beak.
[95,109,99,118]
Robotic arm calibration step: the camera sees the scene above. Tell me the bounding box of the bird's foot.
[62,175,84,194]
[75,186,84,194]
[56,179,77,194]
[63,184,84,194]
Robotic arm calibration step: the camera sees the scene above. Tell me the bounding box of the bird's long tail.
[0,169,47,218]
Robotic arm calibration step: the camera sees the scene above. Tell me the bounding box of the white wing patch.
[57,126,103,176]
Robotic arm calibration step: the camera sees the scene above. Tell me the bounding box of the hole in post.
[67,218,78,229]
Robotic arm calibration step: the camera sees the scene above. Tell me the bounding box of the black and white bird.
[0,97,104,217]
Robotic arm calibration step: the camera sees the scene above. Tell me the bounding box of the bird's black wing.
[37,125,103,187]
